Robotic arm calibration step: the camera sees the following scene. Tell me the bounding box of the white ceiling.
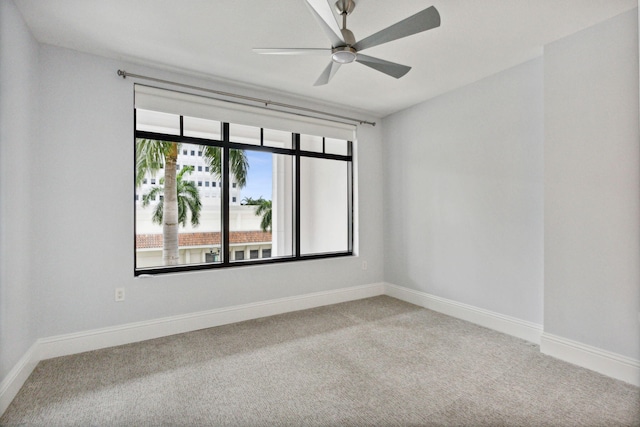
[15,0,637,117]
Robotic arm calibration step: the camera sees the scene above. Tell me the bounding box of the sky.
[241,150,272,201]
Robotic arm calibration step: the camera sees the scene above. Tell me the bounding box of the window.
[300,157,349,254]
[150,179,156,185]
[134,86,354,275]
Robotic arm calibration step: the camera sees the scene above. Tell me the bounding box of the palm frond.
[202,146,222,180]
[260,209,272,233]
[141,186,163,208]
[135,139,173,187]
[229,149,249,188]
[180,179,202,227]
[177,196,187,227]
[177,164,195,180]
[183,193,202,227]
[245,198,272,232]
[151,199,164,225]
[201,145,249,189]
[144,164,202,229]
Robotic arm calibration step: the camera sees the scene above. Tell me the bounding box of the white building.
[135,142,273,267]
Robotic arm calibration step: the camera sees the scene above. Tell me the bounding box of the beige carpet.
[1,296,639,426]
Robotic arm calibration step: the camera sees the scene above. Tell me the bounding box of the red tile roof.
[136,231,272,249]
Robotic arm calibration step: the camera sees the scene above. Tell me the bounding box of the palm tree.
[201,146,249,188]
[142,165,201,227]
[136,140,249,266]
[242,196,272,232]
[136,139,180,265]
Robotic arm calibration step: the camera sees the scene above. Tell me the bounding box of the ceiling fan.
[253,0,440,86]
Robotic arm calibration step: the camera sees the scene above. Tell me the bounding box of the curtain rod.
[117,70,376,127]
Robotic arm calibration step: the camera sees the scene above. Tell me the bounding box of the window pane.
[229,123,260,145]
[324,138,348,155]
[135,139,222,269]
[136,109,180,135]
[300,157,348,254]
[230,149,293,262]
[300,134,323,152]
[264,128,292,149]
[183,116,221,140]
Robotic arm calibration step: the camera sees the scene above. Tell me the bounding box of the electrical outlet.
[362,261,368,270]
[115,287,125,302]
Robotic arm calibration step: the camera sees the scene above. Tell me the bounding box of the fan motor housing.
[332,46,357,64]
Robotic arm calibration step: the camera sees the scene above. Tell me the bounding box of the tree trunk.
[163,144,179,265]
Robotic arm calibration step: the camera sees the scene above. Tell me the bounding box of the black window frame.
[134,110,354,276]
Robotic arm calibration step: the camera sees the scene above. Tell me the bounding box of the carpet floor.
[1,296,639,426]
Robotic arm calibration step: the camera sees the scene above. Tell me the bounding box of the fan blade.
[355,54,411,79]
[304,0,344,47]
[253,48,330,55]
[314,61,341,86]
[353,6,440,52]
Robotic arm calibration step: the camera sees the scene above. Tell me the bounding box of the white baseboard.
[386,282,640,386]
[541,333,640,387]
[0,282,385,416]
[0,342,39,416]
[384,282,543,344]
[38,282,386,361]
[3,281,638,417]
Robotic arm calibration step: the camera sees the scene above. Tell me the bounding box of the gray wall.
[382,8,640,360]
[29,44,384,338]
[2,0,638,390]
[0,0,40,381]
[382,59,545,324]
[544,9,639,359]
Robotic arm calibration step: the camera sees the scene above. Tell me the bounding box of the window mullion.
[294,133,301,258]
[347,159,353,253]
[222,123,230,265]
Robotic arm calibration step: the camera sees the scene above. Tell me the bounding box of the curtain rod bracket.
[116,69,376,127]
